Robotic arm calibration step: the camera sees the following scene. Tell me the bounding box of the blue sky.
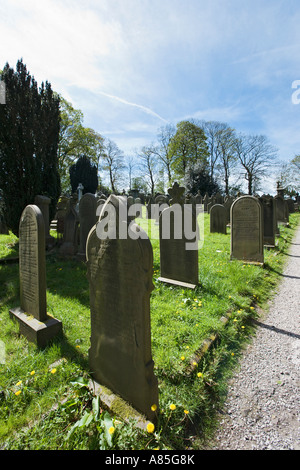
[1,0,300,182]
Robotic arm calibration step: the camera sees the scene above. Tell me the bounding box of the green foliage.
[185,165,221,196]
[57,97,104,193]
[0,59,61,234]
[169,121,209,180]
[69,155,98,194]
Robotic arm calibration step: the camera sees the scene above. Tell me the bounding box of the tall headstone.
[230,196,264,264]
[9,205,62,347]
[158,182,199,288]
[86,195,158,421]
[59,198,79,256]
[259,195,276,247]
[34,195,55,249]
[78,193,97,260]
[210,204,227,234]
[274,194,288,225]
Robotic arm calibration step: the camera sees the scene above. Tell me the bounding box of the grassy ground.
[0,211,299,450]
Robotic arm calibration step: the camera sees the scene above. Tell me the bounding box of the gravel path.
[209,223,300,450]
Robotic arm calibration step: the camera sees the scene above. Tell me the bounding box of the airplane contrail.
[96,90,169,123]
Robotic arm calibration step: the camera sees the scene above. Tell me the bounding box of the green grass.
[0,211,299,450]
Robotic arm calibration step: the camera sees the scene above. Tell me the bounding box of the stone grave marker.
[86,195,158,422]
[274,194,288,225]
[34,195,55,249]
[9,205,62,347]
[158,182,199,288]
[210,204,227,234]
[77,193,97,260]
[259,195,276,247]
[230,195,264,264]
[59,198,79,256]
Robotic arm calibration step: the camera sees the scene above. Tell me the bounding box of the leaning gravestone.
[77,193,97,261]
[158,182,199,288]
[9,205,62,347]
[210,204,227,234]
[230,196,264,264]
[86,195,158,422]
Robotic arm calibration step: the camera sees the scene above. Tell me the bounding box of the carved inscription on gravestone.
[158,183,198,288]
[231,196,264,264]
[19,205,47,321]
[10,205,62,347]
[86,196,158,421]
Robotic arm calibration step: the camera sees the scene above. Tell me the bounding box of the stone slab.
[9,307,62,348]
[89,379,153,430]
[157,276,197,289]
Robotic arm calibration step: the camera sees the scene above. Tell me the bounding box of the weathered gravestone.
[59,198,79,256]
[9,205,62,347]
[77,193,97,260]
[154,194,169,224]
[158,182,199,289]
[259,195,276,247]
[230,196,264,264]
[86,195,158,422]
[210,204,227,234]
[34,195,55,249]
[274,194,288,225]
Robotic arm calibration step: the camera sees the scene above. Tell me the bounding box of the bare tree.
[101,138,126,193]
[125,155,137,191]
[152,124,176,186]
[233,133,278,195]
[136,145,160,195]
[215,126,238,196]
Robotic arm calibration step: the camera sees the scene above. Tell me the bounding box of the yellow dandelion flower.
[250,306,254,310]
[108,426,115,435]
[241,326,245,329]
[50,368,57,374]
[15,390,21,396]
[16,381,22,386]
[184,409,189,414]
[192,361,197,366]
[197,372,203,378]
[170,404,176,410]
[181,356,185,361]
[146,422,155,433]
[151,404,157,412]
[231,352,235,356]
[30,370,35,376]
[233,318,238,322]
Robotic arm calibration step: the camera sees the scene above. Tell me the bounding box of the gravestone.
[210,204,227,234]
[158,182,199,289]
[34,195,55,249]
[274,195,288,225]
[86,195,158,422]
[78,193,97,260]
[154,194,169,224]
[56,196,69,239]
[259,195,276,247]
[223,196,234,224]
[9,205,62,347]
[230,196,264,264]
[59,199,79,256]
